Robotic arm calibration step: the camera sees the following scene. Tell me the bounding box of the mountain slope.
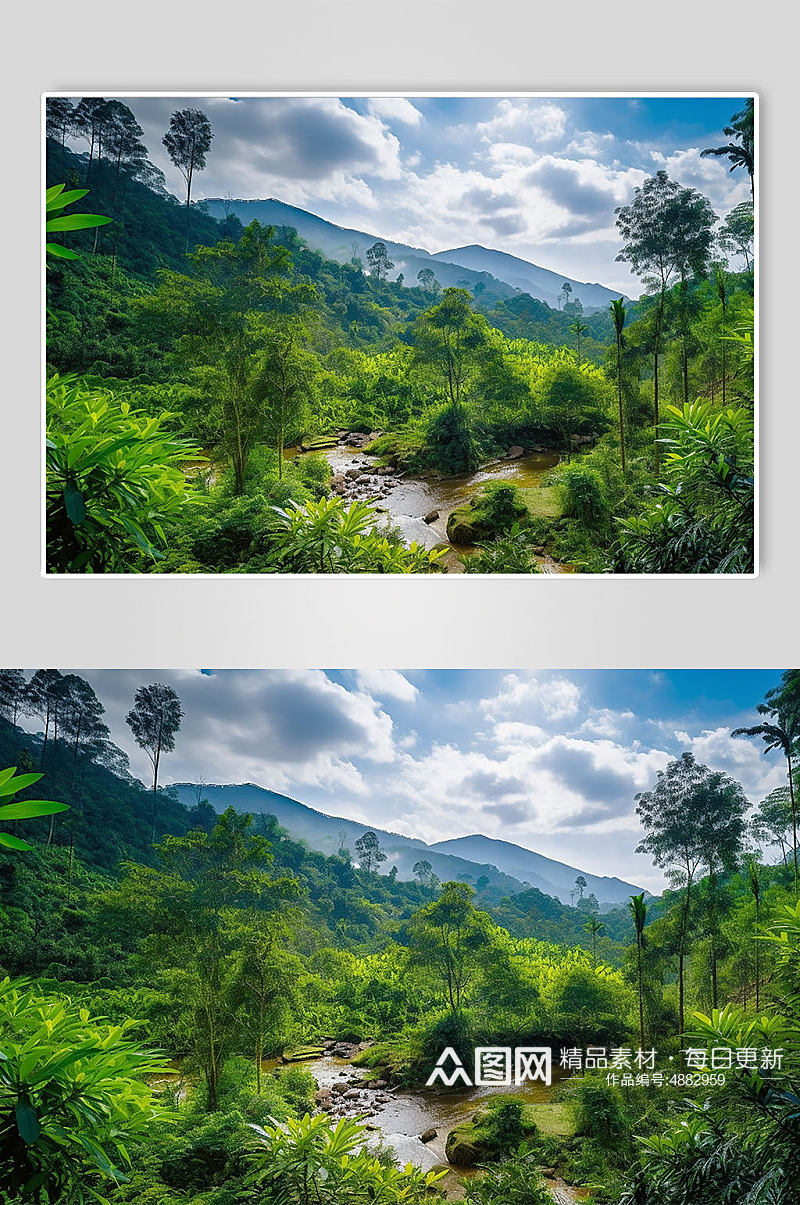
[432,244,628,311]
[198,197,623,312]
[170,782,639,909]
[429,833,640,909]
[199,197,516,301]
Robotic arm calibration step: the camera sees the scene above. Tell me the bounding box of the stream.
[291,441,572,573]
[300,1053,587,1202]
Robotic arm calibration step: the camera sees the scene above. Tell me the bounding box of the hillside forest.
[45,97,755,574]
[1,667,798,1204]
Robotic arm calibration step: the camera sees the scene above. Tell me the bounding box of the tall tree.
[58,674,109,787]
[137,223,310,493]
[635,751,746,1034]
[412,288,490,409]
[126,682,183,841]
[733,671,800,893]
[629,892,648,1047]
[569,318,589,362]
[0,671,27,727]
[354,831,386,874]
[559,280,572,309]
[45,98,75,146]
[610,298,627,474]
[583,915,605,965]
[718,201,754,272]
[162,107,214,251]
[752,785,795,866]
[408,881,495,1012]
[701,98,755,199]
[72,98,112,183]
[615,171,717,471]
[250,320,318,478]
[365,241,394,280]
[23,670,64,766]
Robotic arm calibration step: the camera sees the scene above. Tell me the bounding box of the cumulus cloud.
[481,674,582,721]
[367,97,423,127]
[75,669,397,796]
[675,726,786,800]
[476,99,567,143]
[355,670,419,703]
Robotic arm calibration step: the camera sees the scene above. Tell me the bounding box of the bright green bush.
[0,978,168,1202]
[46,375,201,572]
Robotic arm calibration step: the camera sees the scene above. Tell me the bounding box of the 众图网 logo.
[426,1046,552,1088]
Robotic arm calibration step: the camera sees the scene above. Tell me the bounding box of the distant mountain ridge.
[199,197,624,312]
[432,245,628,311]
[170,781,641,910]
[429,834,640,910]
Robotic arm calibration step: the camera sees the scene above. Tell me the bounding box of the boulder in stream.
[507,445,524,459]
[423,509,439,524]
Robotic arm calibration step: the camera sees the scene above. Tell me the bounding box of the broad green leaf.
[64,486,86,525]
[45,183,66,203]
[46,214,112,232]
[0,772,43,798]
[0,800,69,821]
[16,1101,40,1144]
[46,242,80,259]
[0,833,34,851]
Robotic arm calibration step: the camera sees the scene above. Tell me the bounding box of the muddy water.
[293,443,570,573]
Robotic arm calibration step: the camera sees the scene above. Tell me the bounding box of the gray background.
[3,0,794,670]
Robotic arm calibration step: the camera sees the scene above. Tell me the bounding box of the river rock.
[344,1088,361,1100]
[419,1127,438,1143]
[314,1088,333,1106]
[423,509,439,524]
[507,445,524,459]
[369,1080,387,1089]
[345,467,360,480]
[357,473,372,483]
[376,465,396,475]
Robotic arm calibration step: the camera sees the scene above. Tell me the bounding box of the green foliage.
[46,375,200,572]
[420,401,481,474]
[268,497,446,574]
[463,523,542,573]
[46,184,111,260]
[0,978,168,1202]
[614,399,754,573]
[0,767,68,853]
[464,1152,552,1205]
[245,1113,446,1203]
[556,464,610,528]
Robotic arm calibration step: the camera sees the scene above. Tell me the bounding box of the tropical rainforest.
[1,667,798,1204]
[45,98,755,574]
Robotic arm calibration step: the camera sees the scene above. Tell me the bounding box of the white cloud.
[476,99,567,143]
[678,726,787,801]
[481,674,582,721]
[367,97,423,127]
[356,669,419,703]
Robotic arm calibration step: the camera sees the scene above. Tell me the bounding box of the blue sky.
[25,668,786,892]
[66,95,752,294]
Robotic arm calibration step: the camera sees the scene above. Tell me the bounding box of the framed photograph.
[3,666,796,1199]
[43,93,756,575]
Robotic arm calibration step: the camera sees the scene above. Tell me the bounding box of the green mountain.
[169,781,640,909]
[432,244,630,311]
[429,833,641,910]
[198,197,623,311]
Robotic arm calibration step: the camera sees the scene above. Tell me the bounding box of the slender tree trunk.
[754,895,760,1011]
[678,877,692,1037]
[788,751,798,894]
[67,832,75,906]
[636,936,645,1048]
[616,336,626,475]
